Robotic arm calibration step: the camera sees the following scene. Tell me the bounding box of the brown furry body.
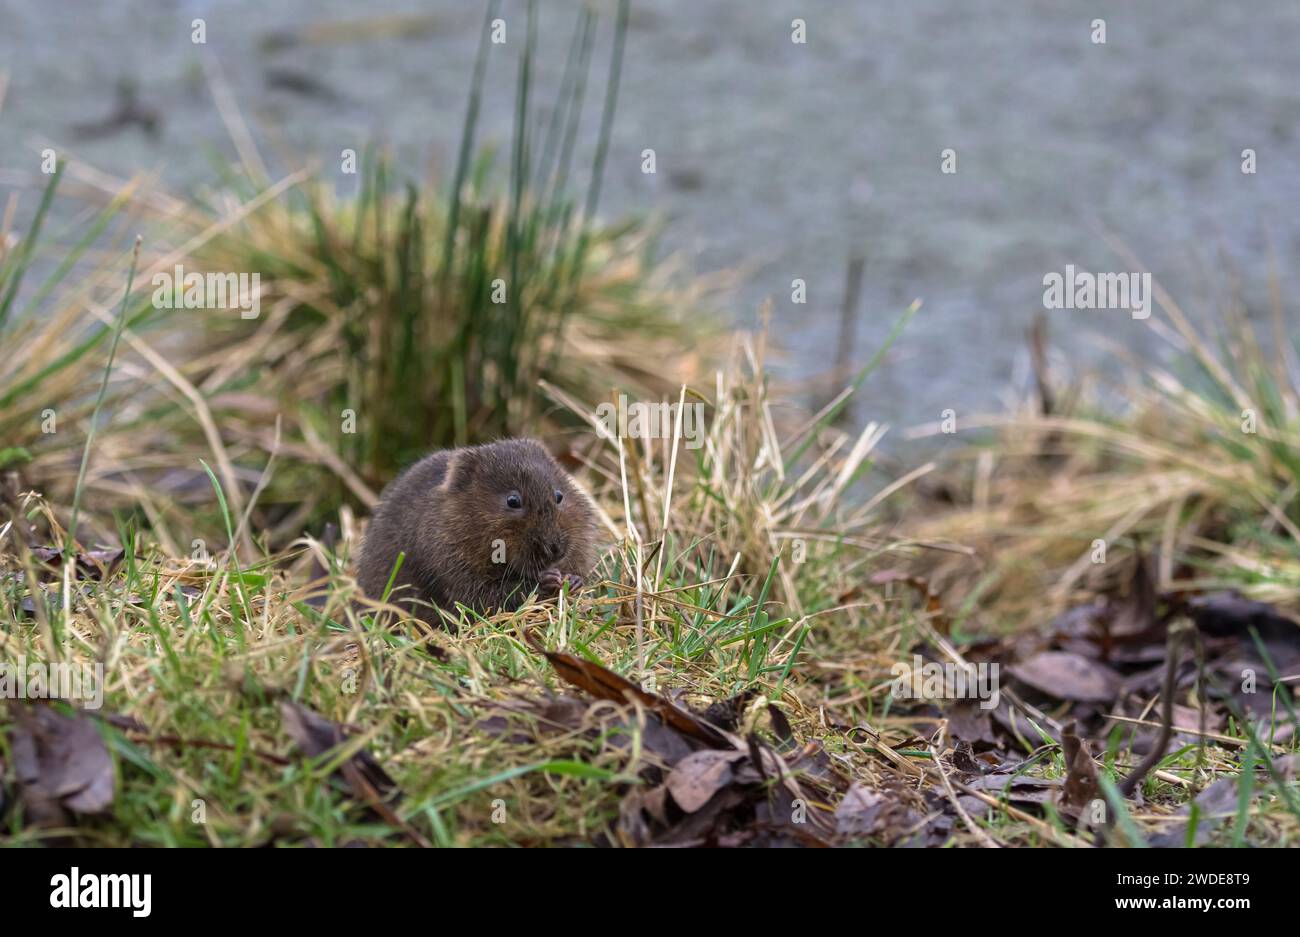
[358,438,598,623]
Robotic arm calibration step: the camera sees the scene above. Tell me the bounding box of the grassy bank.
[3,305,1298,846]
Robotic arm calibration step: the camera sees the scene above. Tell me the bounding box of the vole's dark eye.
[554,489,564,505]
[505,492,523,510]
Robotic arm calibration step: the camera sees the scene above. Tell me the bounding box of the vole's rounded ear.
[441,450,476,492]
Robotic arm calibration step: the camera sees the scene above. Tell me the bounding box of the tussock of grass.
[59,0,717,544]
[175,151,717,490]
[904,295,1300,629]
[3,0,717,551]
[0,170,160,498]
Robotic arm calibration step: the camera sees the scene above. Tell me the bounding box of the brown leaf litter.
[279,699,428,847]
[900,553,1300,844]
[501,629,965,846]
[4,702,115,831]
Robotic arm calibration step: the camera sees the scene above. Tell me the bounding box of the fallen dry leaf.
[834,783,891,836]
[279,700,398,802]
[1106,552,1158,640]
[1011,650,1122,703]
[666,749,750,813]
[946,701,998,748]
[1059,722,1099,812]
[1188,592,1300,642]
[834,781,926,843]
[278,699,428,846]
[525,628,729,747]
[964,770,1062,805]
[29,546,126,581]
[7,702,115,828]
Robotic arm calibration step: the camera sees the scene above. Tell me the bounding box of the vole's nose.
[543,538,564,562]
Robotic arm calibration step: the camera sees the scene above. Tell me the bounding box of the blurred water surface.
[2,0,1298,432]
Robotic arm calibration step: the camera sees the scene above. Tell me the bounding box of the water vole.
[357,438,599,623]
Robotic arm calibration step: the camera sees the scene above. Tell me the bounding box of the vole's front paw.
[539,568,585,595]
